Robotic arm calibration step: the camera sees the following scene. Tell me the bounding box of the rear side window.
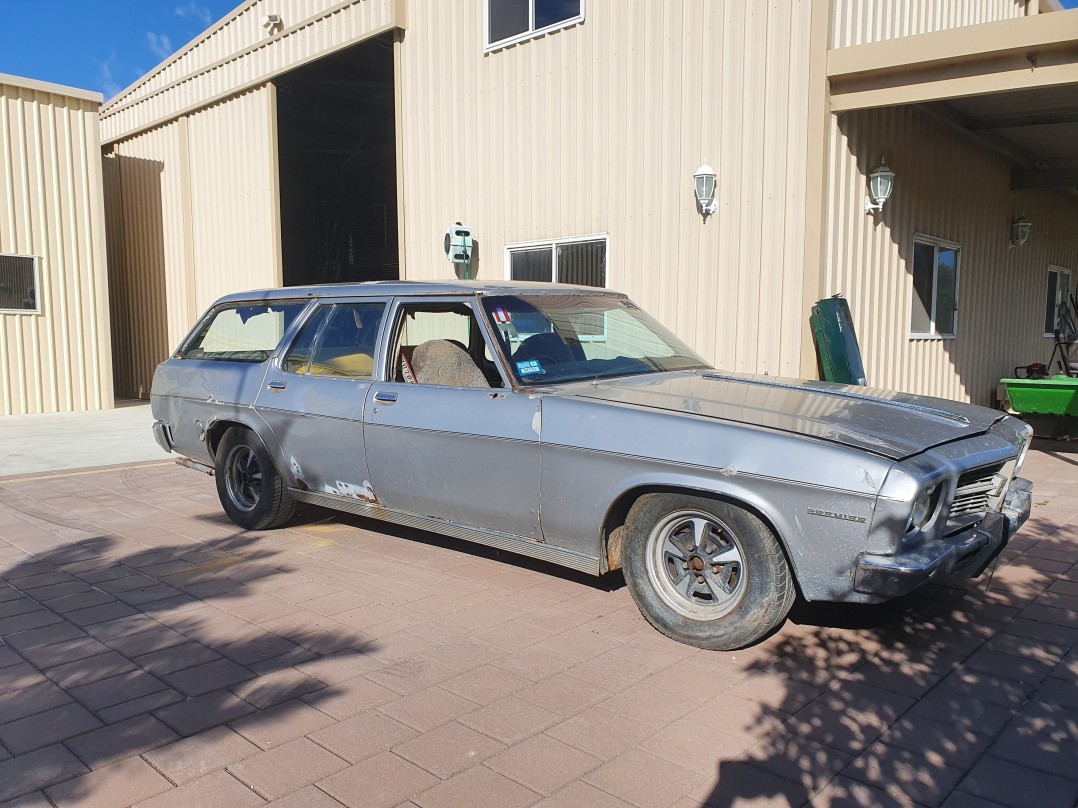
[284,302,386,378]
[181,302,307,363]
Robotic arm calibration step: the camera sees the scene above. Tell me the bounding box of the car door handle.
[374,391,398,403]
[267,381,287,391]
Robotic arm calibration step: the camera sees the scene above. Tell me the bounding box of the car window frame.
[174,298,314,362]
[272,296,391,382]
[384,296,513,390]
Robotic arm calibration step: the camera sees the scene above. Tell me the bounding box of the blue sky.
[0,1,238,100]
[2,1,1077,101]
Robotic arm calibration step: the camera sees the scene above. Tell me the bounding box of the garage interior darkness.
[275,33,399,287]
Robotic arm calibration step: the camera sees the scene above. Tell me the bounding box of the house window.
[486,0,584,50]
[1045,266,1072,336]
[507,236,607,288]
[0,254,41,314]
[910,236,960,339]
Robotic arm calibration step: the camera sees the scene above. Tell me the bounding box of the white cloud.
[95,51,121,100]
[175,1,214,27]
[146,32,174,60]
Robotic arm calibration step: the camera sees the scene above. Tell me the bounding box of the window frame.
[177,298,310,363]
[279,300,388,380]
[0,253,42,315]
[1045,265,1073,338]
[503,233,609,287]
[484,0,586,53]
[908,234,961,341]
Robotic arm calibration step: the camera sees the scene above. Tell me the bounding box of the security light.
[694,163,717,220]
[864,160,895,215]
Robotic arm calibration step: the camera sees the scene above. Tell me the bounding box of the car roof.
[214,280,628,305]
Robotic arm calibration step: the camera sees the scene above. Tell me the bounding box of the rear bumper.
[854,477,1032,599]
[152,420,174,454]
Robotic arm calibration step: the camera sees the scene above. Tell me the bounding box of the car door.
[363,297,543,539]
[253,298,388,500]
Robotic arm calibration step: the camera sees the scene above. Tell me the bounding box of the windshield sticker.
[493,308,512,324]
[516,360,545,376]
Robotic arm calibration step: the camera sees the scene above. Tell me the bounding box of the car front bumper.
[853,477,1033,599]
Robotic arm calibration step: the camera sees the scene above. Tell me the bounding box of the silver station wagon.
[151,281,1034,650]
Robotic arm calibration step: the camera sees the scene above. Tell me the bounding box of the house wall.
[104,86,280,399]
[398,0,814,378]
[823,105,1078,406]
[0,76,112,416]
[829,0,1028,47]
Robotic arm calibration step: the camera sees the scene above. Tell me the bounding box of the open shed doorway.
[276,34,398,286]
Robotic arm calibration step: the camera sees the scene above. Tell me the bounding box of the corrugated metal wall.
[823,105,1078,405]
[830,0,1027,47]
[0,79,112,415]
[399,0,813,378]
[101,0,398,143]
[104,86,280,399]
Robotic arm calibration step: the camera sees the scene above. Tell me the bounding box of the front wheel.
[214,427,296,530]
[621,493,795,650]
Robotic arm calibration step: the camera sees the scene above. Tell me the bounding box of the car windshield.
[481,294,710,385]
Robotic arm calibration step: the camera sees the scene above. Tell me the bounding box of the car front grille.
[950,464,1005,518]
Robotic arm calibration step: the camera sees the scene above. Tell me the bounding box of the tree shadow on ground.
[0,523,377,805]
[692,526,1078,807]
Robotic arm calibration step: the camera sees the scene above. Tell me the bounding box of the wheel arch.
[600,483,797,589]
[206,417,271,462]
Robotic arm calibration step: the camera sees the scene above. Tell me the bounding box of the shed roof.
[0,73,103,104]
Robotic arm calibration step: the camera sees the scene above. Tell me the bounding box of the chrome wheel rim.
[645,510,747,620]
[224,444,262,512]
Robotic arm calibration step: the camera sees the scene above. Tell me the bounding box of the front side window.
[910,236,960,339]
[392,302,503,388]
[181,302,306,363]
[487,0,583,50]
[0,254,40,314]
[507,236,606,288]
[284,302,386,378]
[1045,266,1072,336]
[482,294,709,385]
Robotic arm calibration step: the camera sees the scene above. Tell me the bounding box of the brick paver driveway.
[0,449,1075,808]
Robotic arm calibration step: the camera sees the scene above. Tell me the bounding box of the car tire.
[214,427,297,530]
[621,493,795,650]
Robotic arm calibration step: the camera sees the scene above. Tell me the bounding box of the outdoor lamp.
[694,163,718,220]
[1010,217,1032,248]
[864,160,895,214]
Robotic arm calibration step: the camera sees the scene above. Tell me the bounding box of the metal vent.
[951,464,1004,518]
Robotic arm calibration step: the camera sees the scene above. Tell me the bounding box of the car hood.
[563,371,1003,461]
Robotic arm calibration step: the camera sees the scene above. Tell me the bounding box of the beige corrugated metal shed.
[99,0,1078,407]
[0,74,112,416]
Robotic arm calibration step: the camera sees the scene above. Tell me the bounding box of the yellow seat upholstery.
[308,352,374,378]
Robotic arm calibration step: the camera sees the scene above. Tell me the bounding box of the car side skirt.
[290,489,603,575]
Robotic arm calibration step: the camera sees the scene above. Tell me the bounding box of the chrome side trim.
[290,489,602,575]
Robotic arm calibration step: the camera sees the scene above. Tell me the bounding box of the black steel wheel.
[214,427,296,530]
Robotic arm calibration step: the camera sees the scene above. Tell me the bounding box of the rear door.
[253,297,388,499]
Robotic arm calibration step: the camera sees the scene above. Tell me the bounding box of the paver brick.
[319,751,440,808]
[413,763,537,808]
[228,737,348,800]
[144,726,261,785]
[958,756,1078,808]
[70,669,168,711]
[45,756,173,808]
[0,702,102,754]
[459,696,560,746]
[154,689,256,736]
[230,667,324,709]
[308,711,418,764]
[0,744,89,803]
[0,680,73,724]
[392,720,505,779]
[376,686,477,733]
[132,770,264,808]
[160,658,253,697]
[486,733,601,796]
[45,650,137,689]
[229,699,336,749]
[64,714,180,769]
[546,706,656,760]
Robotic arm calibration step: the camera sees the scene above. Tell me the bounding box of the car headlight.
[906,484,942,532]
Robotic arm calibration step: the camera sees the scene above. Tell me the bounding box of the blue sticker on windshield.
[516,360,544,376]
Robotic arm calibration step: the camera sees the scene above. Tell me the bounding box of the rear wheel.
[215,427,296,530]
[621,493,794,650]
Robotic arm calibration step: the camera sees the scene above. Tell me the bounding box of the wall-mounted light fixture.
[694,163,717,220]
[1010,217,1032,248]
[261,13,283,34]
[863,160,895,215]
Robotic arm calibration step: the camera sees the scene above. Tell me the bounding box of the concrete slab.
[0,402,165,478]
